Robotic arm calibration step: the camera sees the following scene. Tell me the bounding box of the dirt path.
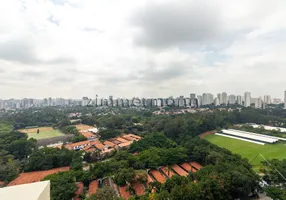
[199,130,216,139]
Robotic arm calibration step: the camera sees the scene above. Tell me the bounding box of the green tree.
[88,187,120,200]
[265,186,286,200]
[43,172,77,200]
[71,152,83,171]
[114,168,136,186]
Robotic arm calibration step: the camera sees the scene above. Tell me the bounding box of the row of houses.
[56,133,142,158]
[84,161,203,199]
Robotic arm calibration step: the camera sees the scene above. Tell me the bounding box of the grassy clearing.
[19,127,64,140]
[205,134,286,168]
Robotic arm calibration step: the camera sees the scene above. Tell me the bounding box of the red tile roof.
[8,167,70,186]
[180,163,197,173]
[118,141,133,148]
[172,164,188,177]
[104,141,116,147]
[149,170,166,183]
[126,134,141,140]
[147,175,154,184]
[131,181,145,196]
[83,145,97,153]
[121,135,136,141]
[116,137,129,143]
[89,180,98,196]
[160,167,175,178]
[119,185,131,200]
[190,162,203,170]
[91,141,105,150]
[81,131,95,138]
[65,140,90,150]
[108,139,121,145]
[75,182,84,200]
[101,148,115,154]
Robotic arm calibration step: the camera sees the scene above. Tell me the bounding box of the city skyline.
[1,90,286,110]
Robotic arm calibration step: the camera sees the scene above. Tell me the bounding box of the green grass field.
[19,127,64,140]
[205,134,286,168]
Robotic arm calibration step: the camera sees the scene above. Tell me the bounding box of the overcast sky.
[1,0,286,99]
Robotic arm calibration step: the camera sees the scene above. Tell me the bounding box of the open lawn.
[205,134,286,168]
[19,127,64,140]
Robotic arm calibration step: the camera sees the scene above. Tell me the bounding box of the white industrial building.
[216,129,286,145]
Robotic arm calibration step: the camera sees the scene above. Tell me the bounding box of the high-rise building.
[217,93,222,105]
[236,95,242,105]
[264,95,272,105]
[197,95,202,107]
[190,93,196,100]
[202,93,214,105]
[253,97,262,109]
[222,92,228,105]
[284,91,286,109]
[214,97,220,106]
[190,93,197,107]
[228,94,236,104]
[244,92,251,107]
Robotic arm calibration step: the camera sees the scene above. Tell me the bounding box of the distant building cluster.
[0,90,286,110]
[188,91,286,109]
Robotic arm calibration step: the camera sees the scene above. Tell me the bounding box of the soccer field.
[19,127,64,140]
[205,134,286,167]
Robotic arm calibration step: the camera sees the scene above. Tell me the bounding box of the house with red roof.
[74,182,84,200]
[89,180,98,196]
[149,169,166,184]
[171,164,188,177]
[189,162,203,170]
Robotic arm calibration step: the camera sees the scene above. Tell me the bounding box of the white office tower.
[190,93,197,107]
[214,97,220,106]
[197,95,202,107]
[253,97,262,109]
[244,92,251,107]
[237,95,242,105]
[228,95,236,104]
[202,93,213,105]
[82,97,89,106]
[217,93,222,105]
[207,93,214,105]
[202,93,207,105]
[264,95,272,104]
[222,92,228,105]
[284,91,286,109]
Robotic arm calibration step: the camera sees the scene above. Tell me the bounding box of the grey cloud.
[0,39,75,65]
[20,71,45,77]
[0,39,38,64]
[131,0,222,48]
[136,61,191,82]
[82,27,104,33]
[46,57,76,64]
[51,76,74,83]
[101,60,198,85]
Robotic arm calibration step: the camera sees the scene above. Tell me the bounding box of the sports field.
[205,134,286,167]
[19,127,64,140]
